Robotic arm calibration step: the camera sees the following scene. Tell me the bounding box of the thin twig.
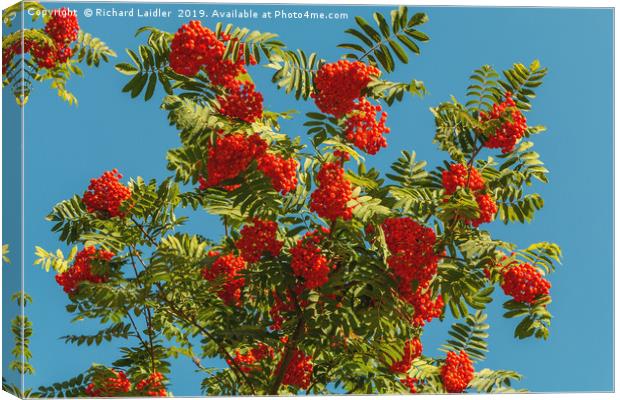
[131,217,158,247]
[129,250,157,371]
[126,310,149,351]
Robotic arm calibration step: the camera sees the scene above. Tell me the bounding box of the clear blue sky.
[2,3,613,394]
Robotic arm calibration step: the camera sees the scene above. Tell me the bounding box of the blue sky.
[2,3,613,395]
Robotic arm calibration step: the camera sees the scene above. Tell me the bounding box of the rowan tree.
[20,6,561,396]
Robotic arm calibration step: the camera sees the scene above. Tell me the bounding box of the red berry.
[202,253,247,306]
[269,290,297,331]
[441,351,474,393]
[399,282,444,326]
[400,376,418,393]
[82,169,132,218]
[55,247,113,295]
[56,45,73,64]
[442,163,485,195]
[290,229,334,289]
[3,39,31,72]
[313,60,379,118]
[382,217,439,285]
[44,8,79,44]
[1,37,74,72]
[236,219,283,263]
[501,263,551,304]
[199,133,267,189]
[30,42,58,69]
[257,153,299,195]
[85,370,131,397]
[481,92,527,153]
[391,338,423,374]
[468,193,497,227]
[169,21,224,77]
[218,83,263,123]
[309,162,354,221]
[333,150,351,162]
[344,98,390,155]
[169,21,250,88]
[135,372,167,397]
[227,343,275,374]
[204,37,251,88]
[277,348,313,389]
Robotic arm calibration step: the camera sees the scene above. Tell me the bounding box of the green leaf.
[338,7,430,72]
[115,62,138,76]
[144,73,158,101]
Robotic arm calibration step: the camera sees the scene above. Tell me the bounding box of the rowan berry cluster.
[480,92,527,153]
[202,252,248,306]
[500,263,551,304]
[257,153,299,195]
[82,169,132,218]
[135,372,168,397]
[30,43,63,69]
[440,351,474,393]
[442,163,486,195]
[344,98,390,155]
[382,217,440,285]
[379,217,444,326]
[85,370,131,397]
[470,194,498,227]
[169,21,219,76]
[390,338,423,374]
[3,8,80,71]
[217,82,264,123]
[199,133,299,195]
[37,9,79,68]
[199,133,267,189]
[290,229,334,289]
[313,60,379,118]
[236,219,283,263]
[333,150,351,162]
[207,32,255,88]
[312,60,390,154]
[44,9,80,44]
[401,377,419,394]
[310,162,354,221]
[169,21,252,88]
[399,281,445,327]
[227,343,275,373]
[55,246,113,295]
[278,348,313,389]
[441,163,497,227]
[86,371,166,397]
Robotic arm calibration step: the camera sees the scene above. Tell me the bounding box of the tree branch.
[268,316,305,395]
[154,283,257,395]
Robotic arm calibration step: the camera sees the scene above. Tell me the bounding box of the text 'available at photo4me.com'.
[52,6,352,21]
